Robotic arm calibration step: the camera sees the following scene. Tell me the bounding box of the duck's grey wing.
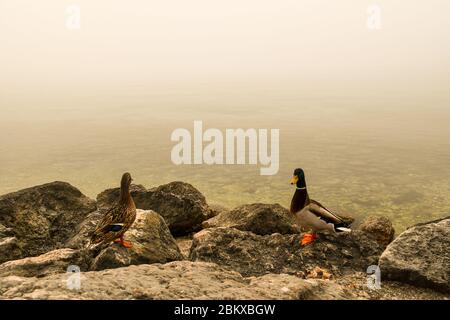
[308,201,343,225]
[297,206,336,232]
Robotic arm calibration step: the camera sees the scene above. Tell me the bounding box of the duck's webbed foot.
[300,233,318,246]
[113,236,133,248]
[121,240,133,248]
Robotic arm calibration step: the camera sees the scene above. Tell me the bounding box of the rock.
[145,182,214,235]
[0,224,14,237]
[67,209,183,271]
[0,236,22,264]
[202,203,299,235]
[379,217,450,293]
[91,210,183,271]
[175,236,194,259]
[65,211,103,249]
[189,227,385,277]
[0,210,184,276]
[0,248,94,278]
[0,261,353,299]
[0,224,22,263]
[0,182,97,263]
[97,182,213,236]
[208,203,229,217]
[358,215,395,247]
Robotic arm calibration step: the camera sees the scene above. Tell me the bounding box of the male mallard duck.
[290,168,352,246]
[90,172,137,248]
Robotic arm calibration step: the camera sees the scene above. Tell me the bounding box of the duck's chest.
[116,201,137,225]
[124,204,137,224]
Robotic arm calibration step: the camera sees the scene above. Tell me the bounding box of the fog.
[1,1,450,231]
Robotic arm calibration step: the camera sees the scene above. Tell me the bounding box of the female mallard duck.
[90,172,137,248]
[290,168,353,246]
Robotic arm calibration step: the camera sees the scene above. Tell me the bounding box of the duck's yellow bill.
[290,176,298,185]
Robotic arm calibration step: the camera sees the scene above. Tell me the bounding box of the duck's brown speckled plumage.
[90,173,137,245]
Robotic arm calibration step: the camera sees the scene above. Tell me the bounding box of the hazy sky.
[1,0,449,108]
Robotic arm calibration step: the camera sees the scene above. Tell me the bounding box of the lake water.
[2,89,450,233]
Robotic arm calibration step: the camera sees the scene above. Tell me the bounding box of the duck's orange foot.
[121,240,133,248]
[301,233,318,246]
[113,238,133,248]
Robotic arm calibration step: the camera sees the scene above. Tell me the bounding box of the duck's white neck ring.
[296,187,306,190]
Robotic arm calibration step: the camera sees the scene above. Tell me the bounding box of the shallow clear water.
[1,91,450,233]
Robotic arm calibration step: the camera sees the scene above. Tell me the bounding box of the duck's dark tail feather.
[333,219,352,232]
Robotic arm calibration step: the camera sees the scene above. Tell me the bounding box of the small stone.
[359,215,395,248]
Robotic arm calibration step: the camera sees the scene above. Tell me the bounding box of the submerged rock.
[91,210,183,271]
[0,182,96,263]
[379,217,450,293]
[189,227,385,277]
[358,215,395,247]
[97,182,213,236]
[202,203,299,235]
[0,261,352,300]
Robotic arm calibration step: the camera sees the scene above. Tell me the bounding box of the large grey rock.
[97,182,213,236]
[0,182,97,263]
[0,261,353,300]
[6,209,184,274]
[65,211,103,249]
[189,227,385,277]
[379,217,450,293]
[145,182,214,235]
[0,248,94,278]
[202,203,299,235]
[90,210,183,271]
[358,215,395,247]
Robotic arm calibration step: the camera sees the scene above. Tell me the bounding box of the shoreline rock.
[202,203,299,235]
[0,182,96,263]
[0,248,93,278]
[358,215,395,247]
[379,217,450,293]
[189,227,386,277]
[91,210,183,271]
[0,261,352,300]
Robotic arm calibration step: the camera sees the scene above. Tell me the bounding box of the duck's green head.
[290,168,306,189]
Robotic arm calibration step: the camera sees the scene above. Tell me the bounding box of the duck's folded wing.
[93,206,124,233]
[308,201,343,224]
[100,223,125,233]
